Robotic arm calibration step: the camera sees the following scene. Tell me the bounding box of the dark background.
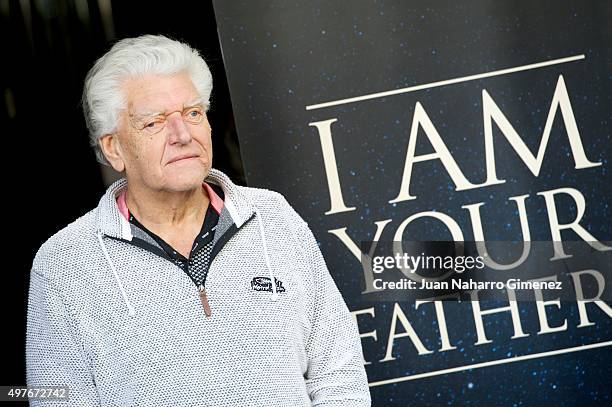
[2,0,243,394]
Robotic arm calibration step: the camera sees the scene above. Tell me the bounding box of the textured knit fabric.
[25,168,371,406]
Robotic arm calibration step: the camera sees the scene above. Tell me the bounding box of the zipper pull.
[198,284,212,317]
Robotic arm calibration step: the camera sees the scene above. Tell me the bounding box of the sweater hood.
[93,168,279,317]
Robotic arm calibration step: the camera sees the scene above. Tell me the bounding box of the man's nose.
[166,112,192,144]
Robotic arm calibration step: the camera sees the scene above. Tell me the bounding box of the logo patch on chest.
[251,276,286,293]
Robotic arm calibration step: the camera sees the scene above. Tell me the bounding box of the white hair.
[82,34,213,166]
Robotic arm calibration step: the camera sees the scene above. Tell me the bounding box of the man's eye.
[143,119,164,129]
[187,109,202,118]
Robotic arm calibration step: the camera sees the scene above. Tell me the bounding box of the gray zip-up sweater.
[26,168,371,406]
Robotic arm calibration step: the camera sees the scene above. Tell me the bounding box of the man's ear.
[99,134,126,173]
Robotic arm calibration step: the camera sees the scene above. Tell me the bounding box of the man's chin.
[165,168,211,191]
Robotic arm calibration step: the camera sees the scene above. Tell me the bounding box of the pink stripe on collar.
[116,182,225,221]
[117,188,130,220]
[202,182,225,215]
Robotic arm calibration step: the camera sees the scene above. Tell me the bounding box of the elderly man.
[26,35,370,406]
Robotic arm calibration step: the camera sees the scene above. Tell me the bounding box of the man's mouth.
[168,154,199,164]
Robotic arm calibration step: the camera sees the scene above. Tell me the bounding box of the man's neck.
[124,182,210,231]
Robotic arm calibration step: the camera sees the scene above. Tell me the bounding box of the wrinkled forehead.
[122,72,203,116]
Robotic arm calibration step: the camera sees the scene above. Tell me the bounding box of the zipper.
[111,211,257,318]
[198,284,212,317]
[194,212,257,318]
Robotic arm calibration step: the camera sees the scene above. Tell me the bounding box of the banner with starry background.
[213,1,611,405]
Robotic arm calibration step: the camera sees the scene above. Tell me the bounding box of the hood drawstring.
[252,205,279,302]
[96,231,136,317]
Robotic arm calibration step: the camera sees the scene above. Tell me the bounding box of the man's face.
[111,72,213,193]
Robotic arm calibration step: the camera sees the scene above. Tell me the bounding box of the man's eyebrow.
[130,108,164,118]
[130,97,206,117]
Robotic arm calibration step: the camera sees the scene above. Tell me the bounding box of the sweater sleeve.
[292,215,371,406]
[26,268,101,406]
